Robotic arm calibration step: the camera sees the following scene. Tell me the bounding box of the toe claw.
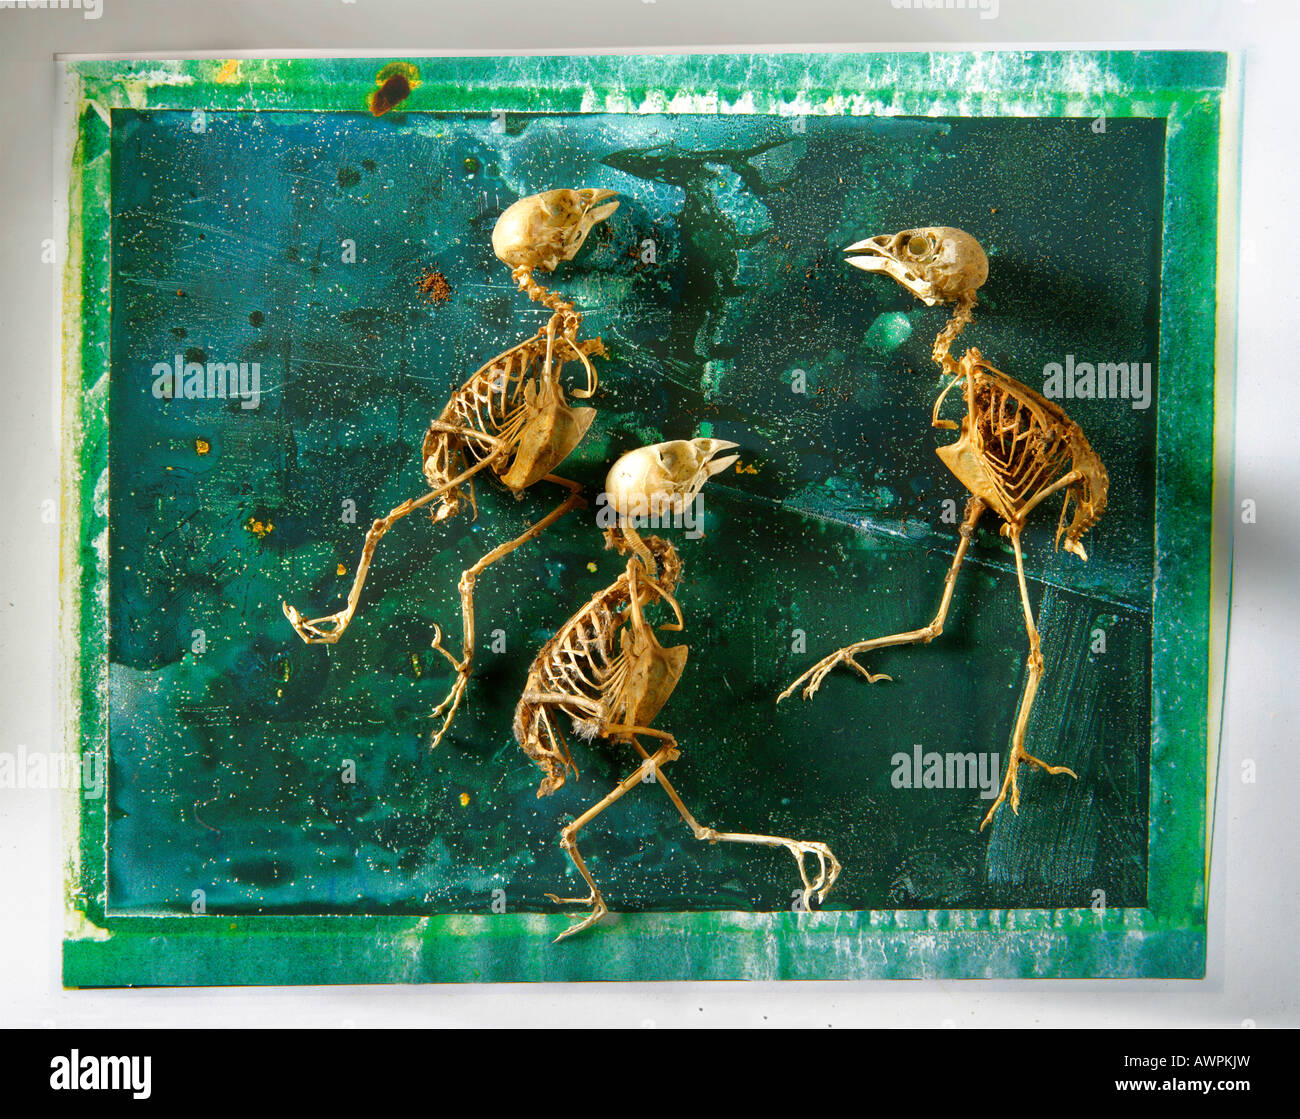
[547,892,608,941]
[544,892,592,906]
[785,645,890,703]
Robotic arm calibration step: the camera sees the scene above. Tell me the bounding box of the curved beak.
[580,187,620,226]
[843,236,938,306]
[692,438,740,481]
[843,236,892,275]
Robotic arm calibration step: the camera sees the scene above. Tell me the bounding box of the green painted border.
[59,50,1231,985]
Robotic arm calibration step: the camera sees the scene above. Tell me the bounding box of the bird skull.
[603,439,739,525]
[844,227,988,306]
[492,188,620,273]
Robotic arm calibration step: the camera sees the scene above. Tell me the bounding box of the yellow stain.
[458,792,471,807]
[215,59,240,84]
[336,563,347,576]
[587,562,598,573]
[735,460,760,475]
[245,517,273,539]
[195,437,210,456]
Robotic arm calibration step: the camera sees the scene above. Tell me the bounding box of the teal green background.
[63,51,1223,983]
[106,109,1157,915]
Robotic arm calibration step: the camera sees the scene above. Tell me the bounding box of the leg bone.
[779,498,984,702]
[979,528,1077,829]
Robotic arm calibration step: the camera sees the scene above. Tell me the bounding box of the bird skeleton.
[515,439,841,939]
[282,188,619,747]
[782,226,1108,828]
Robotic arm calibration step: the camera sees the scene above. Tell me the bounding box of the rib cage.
[969,371,1072,508]
[946,352,1108,553]
[513,579,632,795]
[420,334,552,518]
[514,539,682,796]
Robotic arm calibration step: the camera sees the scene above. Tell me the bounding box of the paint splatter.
[416,266,451,304]
[368,62,420,117]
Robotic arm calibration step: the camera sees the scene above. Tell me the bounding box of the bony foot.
[778,644,893,704]
[282,601,346,644]
[979,747,1078,831]
[428,677,469,750]
[786,839,842,906]
[544,889,609,942]
[427,625,472,749]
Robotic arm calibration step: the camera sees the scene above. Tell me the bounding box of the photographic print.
[58,50,1233,983]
